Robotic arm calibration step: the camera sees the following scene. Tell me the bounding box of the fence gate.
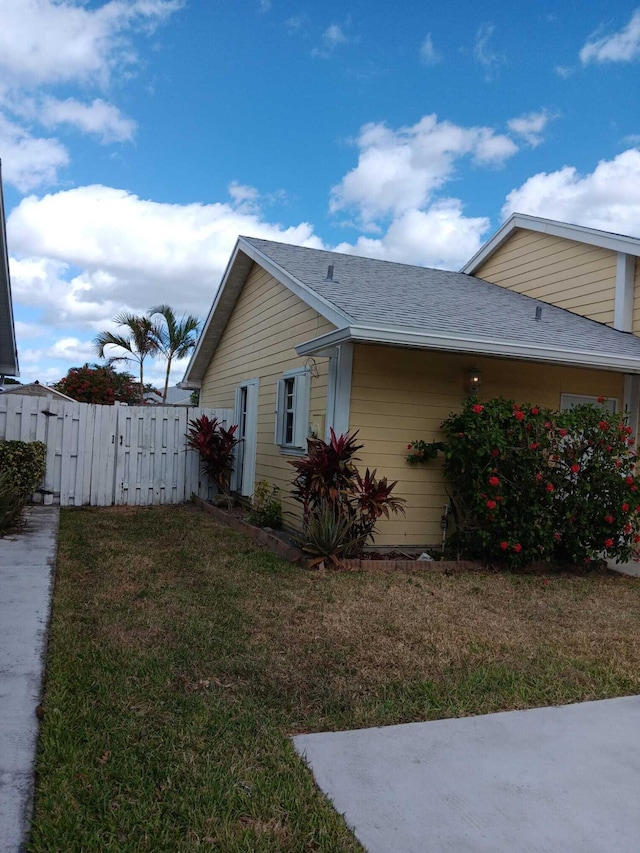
[0,395,232,507]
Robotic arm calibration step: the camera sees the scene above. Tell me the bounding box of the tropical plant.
[415,396,640,567]
[149,305,200,403]
[186,415,239,505]
[290,429,405,560]
[248,480,283,529]
[94,313,160,397]
[54,363,144,405]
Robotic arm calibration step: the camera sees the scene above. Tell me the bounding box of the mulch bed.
[192,496,483,573]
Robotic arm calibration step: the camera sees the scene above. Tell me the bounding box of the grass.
[30,505,640,851]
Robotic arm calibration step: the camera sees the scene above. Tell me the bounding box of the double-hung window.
[275,368,310,452]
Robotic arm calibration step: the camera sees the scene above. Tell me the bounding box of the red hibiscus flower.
[529,442,539,450]
[491,449,500,457]
[472,404,484,414]
[535,472,543,482]
[622,503,630,512]
[499,541,509,550]
[553,532,562,541]
[559,428,567,437]
[488,475,500,487]
[513,410,525,421]
[604,514,614,524]
[598,420,609,431]
[546,483,554,493]
[486,499,497,510]
[570,463,580,473]
[530,407,539,415]
[604,538,614,549]
[626,476,634,485]
[513,543,522,553]
[544,421,552,429]
[597,396,605,403]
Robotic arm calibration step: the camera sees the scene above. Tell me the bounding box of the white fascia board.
[462,213,640,274]
[237,237,354,329]
[296,324,640,374]
[180,237,353,387]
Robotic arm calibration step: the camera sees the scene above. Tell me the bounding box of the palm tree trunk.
[163,357,172,404]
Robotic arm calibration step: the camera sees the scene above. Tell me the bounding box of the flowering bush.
[432,396,639,566]
[54,363,150,405]
[406,439,445,464]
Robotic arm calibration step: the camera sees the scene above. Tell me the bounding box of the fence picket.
[0,397,232,507]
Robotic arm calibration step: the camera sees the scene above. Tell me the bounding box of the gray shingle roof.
[244,236,640,363]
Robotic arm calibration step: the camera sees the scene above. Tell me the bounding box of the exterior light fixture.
[467,367,482,394]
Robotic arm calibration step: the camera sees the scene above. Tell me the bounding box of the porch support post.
[623,374,640,439]
[324,342,353,440]
[614,253,635,332]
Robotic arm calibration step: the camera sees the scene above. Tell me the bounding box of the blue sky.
[3,0,640,388]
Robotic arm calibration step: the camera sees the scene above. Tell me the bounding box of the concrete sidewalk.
[294,695,640,853]
[0,506,59,853]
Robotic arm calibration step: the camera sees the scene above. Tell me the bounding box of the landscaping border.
[192,496,484,573]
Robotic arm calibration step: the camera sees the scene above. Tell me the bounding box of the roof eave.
[180,236,351,387]
[462,212,640,274]
[0,161,19,377]
[296,325,640,374]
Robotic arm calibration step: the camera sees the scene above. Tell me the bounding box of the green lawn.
[30,505,640,851]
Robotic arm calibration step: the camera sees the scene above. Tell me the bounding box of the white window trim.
[275,368,311,453]
[560,393,618,414]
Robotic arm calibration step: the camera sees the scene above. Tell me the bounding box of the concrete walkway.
[294,695,640,853]
[0,506,59,853]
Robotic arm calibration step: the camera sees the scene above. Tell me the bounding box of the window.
[560,393,617,415]
[275,369,310,451]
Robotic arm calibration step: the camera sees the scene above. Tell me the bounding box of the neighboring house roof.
[462,213,640,275]
[0,161,19,377]
[182,233,640,386]
[0,382,75,401]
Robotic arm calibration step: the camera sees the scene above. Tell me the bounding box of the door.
[232,380,259,496]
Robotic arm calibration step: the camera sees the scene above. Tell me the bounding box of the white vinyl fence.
[0,395,233,507]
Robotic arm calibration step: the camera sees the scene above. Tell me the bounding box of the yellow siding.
[350,344,625,548]
[200,263,335,511]
[476,229,617,325]
[632,258,640,335]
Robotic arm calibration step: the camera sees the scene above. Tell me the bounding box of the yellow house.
[181,220,640,548]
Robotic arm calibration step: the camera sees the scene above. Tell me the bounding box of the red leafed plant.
[186,416,239,505]
[290,429,405,562]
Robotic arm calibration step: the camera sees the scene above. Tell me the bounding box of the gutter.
[295,325,640,375]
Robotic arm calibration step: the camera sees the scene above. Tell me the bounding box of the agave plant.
[290,430,405,560]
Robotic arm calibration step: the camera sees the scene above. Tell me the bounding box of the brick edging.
[192,497,485,573]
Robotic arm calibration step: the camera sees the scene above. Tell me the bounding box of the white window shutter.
[231,386,243,492]
[293,371,311,449]
[275,378,285,445]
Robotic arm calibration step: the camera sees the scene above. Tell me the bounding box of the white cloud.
[0,0,182,88]
[7,185,324,328]
[0,0,180,191]
[507,110,555,147]
[580,9,640,65]
[312,23,349,58]
[330,114,518,226]
[0,113,69,192]
[473,22,506,79]
[420,34,441,65]
[39,98,136,143]
[502,148,640,235]
[334,200,489,269]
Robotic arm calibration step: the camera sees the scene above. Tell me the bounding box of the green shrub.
[248,480,283,529]
[430,396,640,566]
[0,440,46,532]
[290,429,405,558]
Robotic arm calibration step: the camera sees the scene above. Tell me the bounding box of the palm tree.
[94,312,160,401]
[149,304,200,403]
